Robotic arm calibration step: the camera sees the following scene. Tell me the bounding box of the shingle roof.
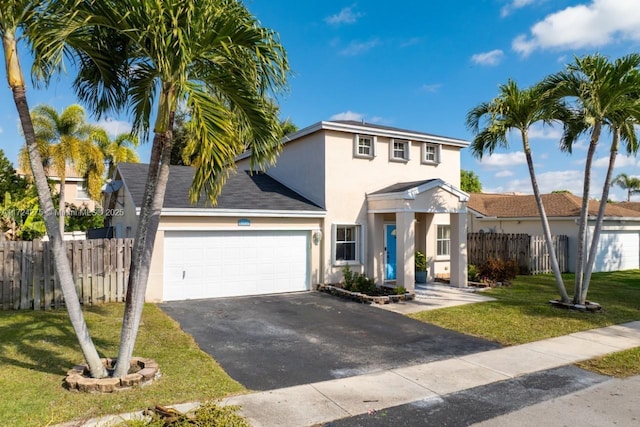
[370,179,437,195]
[617,202,640,212]
[116,163,323,211]
[468,192,640,218]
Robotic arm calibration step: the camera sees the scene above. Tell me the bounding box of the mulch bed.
[317,284,415,305]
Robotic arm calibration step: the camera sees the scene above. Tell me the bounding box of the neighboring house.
[17,165,96,210]
[107,120,470,302]
[468,192,640,272]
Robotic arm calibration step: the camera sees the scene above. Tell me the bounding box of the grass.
[411,270,640,375]
[0,303,245,427]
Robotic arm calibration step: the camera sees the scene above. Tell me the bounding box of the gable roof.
[370,179,438,195]
[468,192,640,218]
[617,202,640,212]
[116,163,324,212]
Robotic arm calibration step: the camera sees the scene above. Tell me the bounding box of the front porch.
[366,179,469,291]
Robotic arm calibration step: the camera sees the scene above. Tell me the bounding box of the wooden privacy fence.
[0,238,133,310]
[467,233,568,274]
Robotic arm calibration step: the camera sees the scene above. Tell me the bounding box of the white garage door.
[163,230,309,301]
[594,231,640,272]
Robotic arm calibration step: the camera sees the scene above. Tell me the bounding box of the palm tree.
[95,130,139,178]
[49,0,289,377]
[542,54,640,304]
[1,1,106,377]
[612,173,640,201]
[466,80,571,303]
[21,104,105,232]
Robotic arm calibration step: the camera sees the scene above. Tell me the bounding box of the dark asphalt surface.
[325,366,609,427]
[161,292,501,390]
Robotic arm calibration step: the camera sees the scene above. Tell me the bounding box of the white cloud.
[0,126,3,134]
[399,37,421,48]
[325,6,363,25]
[478,151,526,169]
[471,49,504,66]
[420,83,442,93]
[538,153,549,160]
[339,39,380,56]
[487,169,585,194]
[501,0,537,17]
[528,123,562,140]
[330,111,365,121]
[593,154,637,168]
[95,118,132,137]
[512,0,640,56]
[495,170,514,178]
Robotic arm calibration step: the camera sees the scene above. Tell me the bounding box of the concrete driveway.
[161,292,500,391]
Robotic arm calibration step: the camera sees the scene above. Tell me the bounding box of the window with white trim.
[422,143,440,163]
[437,225,451,257]
[354,134,375,158]
[334,224,360,264]
[390,139,409,161]
[76,181,90,200]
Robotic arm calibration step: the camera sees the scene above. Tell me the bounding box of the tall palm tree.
[21,104,105,232]
[44,0,289,377]
[95,130,139,178]
[613,173,640,201]
[466,80,571,303]
[1,1,106,377]
[542,54,640,304]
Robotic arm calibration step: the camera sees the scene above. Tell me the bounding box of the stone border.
[549,299,602,312]
[318,284,415,304]
[65,357,161,393]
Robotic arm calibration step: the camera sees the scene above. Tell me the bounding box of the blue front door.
[385,224,397,280]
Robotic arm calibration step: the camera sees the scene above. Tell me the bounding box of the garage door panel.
[164,230,309,301]
[595,232,639,272]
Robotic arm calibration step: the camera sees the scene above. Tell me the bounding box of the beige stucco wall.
[145,215,324,302]
[322,131,463,283]
[237,132,327,208]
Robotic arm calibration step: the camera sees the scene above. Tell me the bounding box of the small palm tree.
[20,104,105,232]
[95,130,139,178]
[612,173,640,201]
[48,0,290,377]
[542,53,640,304]
[467,80,571,303]
[1,0,106,377]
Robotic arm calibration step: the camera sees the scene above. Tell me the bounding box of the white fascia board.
[159,225,320,231]
[367,179,469,202]
[319,121,470,147]
[135,207,326,218]
[368,208,467,214]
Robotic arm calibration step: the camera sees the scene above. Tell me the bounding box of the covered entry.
[367,179,469,290]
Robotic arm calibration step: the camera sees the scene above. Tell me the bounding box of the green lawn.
[0,304,245,427]
[411,270,640,376]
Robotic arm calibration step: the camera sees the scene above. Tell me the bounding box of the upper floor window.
[437,225,451,257]
[354,134,375,158]
[333,224,361,265]
[422,143,440,164]
[390,139,409,162]
[76,181,90,200]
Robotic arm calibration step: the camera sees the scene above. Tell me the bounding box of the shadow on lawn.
[0,311,113,376]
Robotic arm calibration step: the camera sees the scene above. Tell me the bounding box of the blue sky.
[2,0,640,200]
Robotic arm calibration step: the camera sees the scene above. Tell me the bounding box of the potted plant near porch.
[415,250,428,284]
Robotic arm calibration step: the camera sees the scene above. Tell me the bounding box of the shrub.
[354,273,376,294]
[393,286,407,295]
[415,250,427,272]
[341,265,355,291]
[468,264,479,282]
[478,257,519,284]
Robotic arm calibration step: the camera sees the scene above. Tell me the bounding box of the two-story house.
[107,120,470,302]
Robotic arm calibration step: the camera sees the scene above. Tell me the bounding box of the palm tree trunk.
[574,123,601,304]
[4,33,106,378]
[113,87,176,378]
[58,175,65,234]
[523,137,570,302]
[581,129,620,303]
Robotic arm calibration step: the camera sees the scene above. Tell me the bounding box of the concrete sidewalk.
[223,321,640,427]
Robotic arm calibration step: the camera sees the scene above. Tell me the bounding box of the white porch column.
[396,210,415,291]
[450,212,468,288]
[367,212,384,284]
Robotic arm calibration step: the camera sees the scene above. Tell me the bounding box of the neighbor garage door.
[594,231,640,272]
[163,230,309,301]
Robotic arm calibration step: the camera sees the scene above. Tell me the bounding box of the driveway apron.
[161,292,500,390]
